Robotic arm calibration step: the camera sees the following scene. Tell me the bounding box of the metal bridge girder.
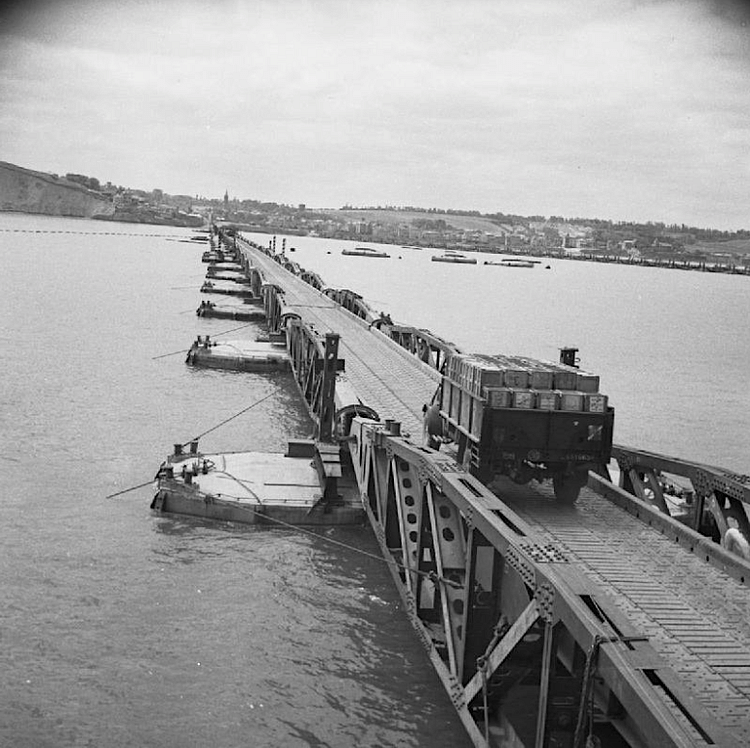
[348,417,736,748]
[613,444,750,557]
[386,456,422,593]
[425,481,468,677]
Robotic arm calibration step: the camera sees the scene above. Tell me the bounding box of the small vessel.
[484,258,536,268]
[342,246,390,258]
[431,251,477,264]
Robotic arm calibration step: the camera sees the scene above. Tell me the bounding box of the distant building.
[651,240,674,254]
[620,239,640,259]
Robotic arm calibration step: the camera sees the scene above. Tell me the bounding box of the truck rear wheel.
[553,472,587,504]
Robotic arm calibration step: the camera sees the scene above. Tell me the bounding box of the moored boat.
[341,246,390,258]
[484,258,536,268]
[431,250,477,264]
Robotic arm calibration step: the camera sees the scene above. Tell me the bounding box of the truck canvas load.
[439,351,614,503]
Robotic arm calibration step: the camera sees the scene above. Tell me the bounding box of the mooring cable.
[106,393,276,499]
[151,322,256,359]
[182,391,276,445]
[152,347,192,361]
[105,479,157,500]
[199,497,462,589]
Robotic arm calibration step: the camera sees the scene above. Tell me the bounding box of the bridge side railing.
[322,287,378,324]
[380,323,461,373]
[611,445,750,559]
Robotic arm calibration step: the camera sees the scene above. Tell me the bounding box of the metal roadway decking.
[237,237,750,746]
[240,240,440,437]
[498,478,750,744]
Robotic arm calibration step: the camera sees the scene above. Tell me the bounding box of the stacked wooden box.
[442,353,608,439]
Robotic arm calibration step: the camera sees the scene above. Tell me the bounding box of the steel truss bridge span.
[229,233,750,748]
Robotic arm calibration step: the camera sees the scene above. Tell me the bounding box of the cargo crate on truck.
[437,351,614,503]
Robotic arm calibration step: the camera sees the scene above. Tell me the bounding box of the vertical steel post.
[534,621,554,748]
[319,333,339,443]
[692,492,705,531]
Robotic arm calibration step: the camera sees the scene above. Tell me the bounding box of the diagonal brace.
[464,599,540,704]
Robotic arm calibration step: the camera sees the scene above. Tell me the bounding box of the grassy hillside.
[690,238,750,257]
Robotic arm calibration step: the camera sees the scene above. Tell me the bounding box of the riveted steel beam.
[350,418,738,748]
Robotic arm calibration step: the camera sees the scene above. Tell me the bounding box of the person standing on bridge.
[422,403,443,450]
[368,311,393,330]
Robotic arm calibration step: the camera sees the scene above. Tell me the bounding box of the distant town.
[1,160,749,265]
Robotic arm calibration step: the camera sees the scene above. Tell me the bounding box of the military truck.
[438,349,614,503]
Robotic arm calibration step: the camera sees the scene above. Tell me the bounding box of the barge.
[484,259,536,268]
[200,280,257,298]
[185,337,290,371]
[342,246,390,258]
[432,251,477,264]
[152,440,363,525]
[196,300,265,321]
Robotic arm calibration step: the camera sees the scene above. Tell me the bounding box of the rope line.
[172,491,461,589]
[211,471,263,504]
[108,395,274,499]
[152,347,190,360]
[474,615,510,742]
[183,392,276,445]
[481,665,489,745]
[151,322,256,359]
[198,321,257,338]
[106,479,155,500]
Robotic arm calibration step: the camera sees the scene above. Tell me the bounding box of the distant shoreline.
[0,207,202,229]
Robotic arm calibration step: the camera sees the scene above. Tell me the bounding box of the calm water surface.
[0,214,469,748]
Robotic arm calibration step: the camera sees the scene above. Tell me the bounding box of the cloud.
[1,0,749,228]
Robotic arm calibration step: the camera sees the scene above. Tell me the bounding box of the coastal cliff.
[0,161,114,218]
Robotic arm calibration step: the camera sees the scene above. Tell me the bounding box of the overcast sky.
[1,0,748,229]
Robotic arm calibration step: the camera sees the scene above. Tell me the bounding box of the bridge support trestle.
[346,418,734,747]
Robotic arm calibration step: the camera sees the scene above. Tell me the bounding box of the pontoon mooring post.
[319,333,340,443]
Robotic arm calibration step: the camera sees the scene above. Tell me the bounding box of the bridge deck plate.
[244,244,440,437]
[494,477,750,745]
